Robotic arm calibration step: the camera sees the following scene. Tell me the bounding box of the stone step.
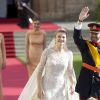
[14,29,89,56]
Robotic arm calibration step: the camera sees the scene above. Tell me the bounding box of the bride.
[18,28,79,100]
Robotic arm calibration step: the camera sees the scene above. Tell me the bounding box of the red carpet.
[3,32,15,57]
[0,19,60,32]
[2,58,28,100]
[40,21,60,31]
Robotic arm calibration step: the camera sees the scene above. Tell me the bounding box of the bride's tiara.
[56,28,68,34]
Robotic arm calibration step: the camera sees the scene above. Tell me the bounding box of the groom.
[74,7,100,100]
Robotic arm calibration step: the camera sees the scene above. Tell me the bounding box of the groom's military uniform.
[74,23,100,100]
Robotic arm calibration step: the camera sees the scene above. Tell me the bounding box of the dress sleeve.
[67,51,76,83]
[38,48,48,73]
[43,31,46,49]
[25,32,29,60]
[66,51,79,100]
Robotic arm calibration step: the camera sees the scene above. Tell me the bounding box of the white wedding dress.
[41,48,73,100]
[18,47,79,100]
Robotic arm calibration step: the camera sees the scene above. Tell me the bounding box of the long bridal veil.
[18,63,40,100]
[18,38,79,100]
[18,39,56,100]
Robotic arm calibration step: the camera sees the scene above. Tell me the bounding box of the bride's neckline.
[51,47,68,53]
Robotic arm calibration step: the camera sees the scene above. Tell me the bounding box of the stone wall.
[31,0,97,21]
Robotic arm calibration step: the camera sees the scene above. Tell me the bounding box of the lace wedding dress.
[41,48,74,100]
[18,47,79,100]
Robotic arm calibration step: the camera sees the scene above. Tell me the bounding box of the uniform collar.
[91,41,100,47]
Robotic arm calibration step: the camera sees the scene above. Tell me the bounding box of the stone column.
[64,0,97,21]
[31,0,97,21]
[55,0,65,19]
[31,0,40,15]
[39,0,49,19]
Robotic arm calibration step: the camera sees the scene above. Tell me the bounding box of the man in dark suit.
[73,7,100,100]
[17,0,30,28]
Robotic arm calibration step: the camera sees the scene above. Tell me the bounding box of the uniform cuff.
[75,21,82,30]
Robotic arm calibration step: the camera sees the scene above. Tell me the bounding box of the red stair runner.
[2,32,15,58]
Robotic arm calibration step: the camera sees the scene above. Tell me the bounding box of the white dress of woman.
[18,29,79,100]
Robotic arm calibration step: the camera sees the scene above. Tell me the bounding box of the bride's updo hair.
[55,27,68,36]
